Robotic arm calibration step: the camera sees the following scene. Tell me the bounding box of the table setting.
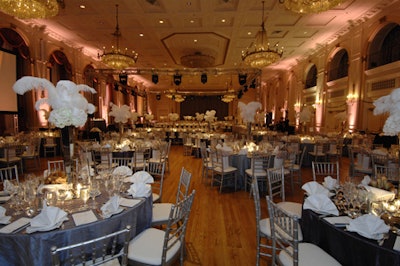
[301,175,400,266]
[0,166,154,265]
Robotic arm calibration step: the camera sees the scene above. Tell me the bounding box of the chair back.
[374,164,400,182]
[145,160,166,202]
[266,196,300,266]
[311,161,340,183]
[162,190,196,265]
[48,160,65,173]
[251,179,262,237]
[175,167,192,203]
[133,149,147,172]
[51,225,131,266]
[0,165,19,184]
[112,157,133,169]
[267,167,285,201]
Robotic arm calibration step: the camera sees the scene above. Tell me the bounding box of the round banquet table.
[301,208,400,266]
[0,193,152,266]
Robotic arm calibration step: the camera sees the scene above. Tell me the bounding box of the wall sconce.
[312,99,322,109]
[346,93,358,104]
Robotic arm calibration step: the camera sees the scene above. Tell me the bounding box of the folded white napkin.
[361,185,395,201]
[100,195,122,218]
[361,175,371,186]
[3,180,16,194]
[121,145,130,152]
[112,166,133,177]
[215,143,222,149]
[128,183,151,198]
[80,165,95,177]
[303,194,339,216]
[0,206,10,224]
[103,143,112,148]
[272,146,280,155]
[323,176,338,190]
[346,214,390,240]
[26,201,68,233]
[302,181,330,196]
[125,171,154,184]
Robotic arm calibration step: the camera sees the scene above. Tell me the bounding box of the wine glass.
[80,186,90,210]
[57,188,69,210]
[89,181,100,209]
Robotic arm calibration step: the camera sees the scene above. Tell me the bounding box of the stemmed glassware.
[89,180,100,209]
[80,186,90,210]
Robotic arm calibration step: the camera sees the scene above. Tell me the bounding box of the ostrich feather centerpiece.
[238,101,262,140]
[13,76,96,128]
[373,88,400,136]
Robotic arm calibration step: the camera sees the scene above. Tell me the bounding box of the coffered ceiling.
[3,0,398,94]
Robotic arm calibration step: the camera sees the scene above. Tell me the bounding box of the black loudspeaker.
[156,94,161,100]
[238,74,247,85]
[152,74,159,84]
[201,73,207,84]
[119,72,128,85]
[250,79,256,89]
[173,74,182,86]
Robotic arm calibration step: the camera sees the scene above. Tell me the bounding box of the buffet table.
[0,194,152,266]
[301,209,400,266]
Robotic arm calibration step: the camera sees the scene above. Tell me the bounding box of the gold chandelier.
[99,4,138,70]
[0,0,59,19]
[279,0,346,14]
[242,1,283,68]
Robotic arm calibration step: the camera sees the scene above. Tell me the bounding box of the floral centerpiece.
[13,76,96,181]
[168,112,180,122]
[195,112,204,122]
[238,101,262,139]
[298,106,313,134]
[108,103,132,142]
[373,88,400,136]
[204,110,217,131]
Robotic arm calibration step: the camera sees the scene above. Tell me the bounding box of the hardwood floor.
[24,146,352,266]
[160,145,352,266]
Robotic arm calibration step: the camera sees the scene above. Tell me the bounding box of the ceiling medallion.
[98,4,138,70]
[180,52,216,68]
[279,0,346,14]
[0,0,59,19]
[242,1,283,68]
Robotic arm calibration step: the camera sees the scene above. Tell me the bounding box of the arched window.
[367,23,400,69]
[305,64,317,89]
[327,49,348,81]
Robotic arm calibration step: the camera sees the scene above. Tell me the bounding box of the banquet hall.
[0,0,400,265]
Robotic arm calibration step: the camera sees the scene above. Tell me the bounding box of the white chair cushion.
[259,218,272,237]
[279,243,341,266]
[128,228,180,265]
[152,203,173,223]
[278,201,302,218]
[152,193,160,202]
[245,169,267,177]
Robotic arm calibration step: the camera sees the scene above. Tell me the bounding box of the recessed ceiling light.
[139,33,144,37]
[190,19,195,23]
[194,39,198,43]
[79,5,85,9]
[247,31,252,35]
[221,19,226,23]
[159,20,164,24]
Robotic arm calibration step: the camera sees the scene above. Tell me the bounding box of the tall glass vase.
[61,126,75,183]
[247,122,252,141]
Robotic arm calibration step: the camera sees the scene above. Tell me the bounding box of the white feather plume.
[13,76,96,128]
[238,101,262,123]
